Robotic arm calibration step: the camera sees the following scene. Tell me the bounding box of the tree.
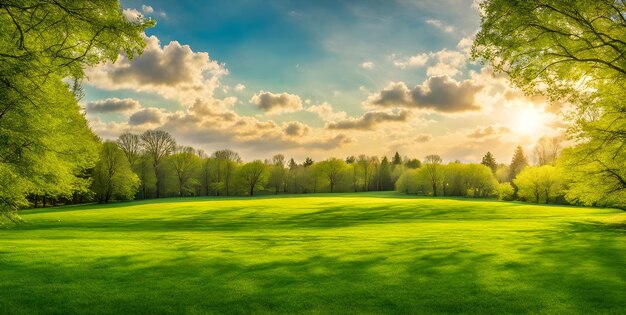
[303,157,314,167]
[534,136,563,166]
[516,167,543,203]
[239,161,268,196]
[269,154,286,194]
[481,152,497,173]
[395,169,420,194]
[357,155,370,191]
[348,161,359,192]
[318,158,346,193]
[392,152,402,165]
[213,149,241,196]
[509,146,528,181]
[286,158,297,193]
[140,130,176,198]
[91,142,139,203]
[198,157,216,196]
[423,155,443,196]
[473,0,626,208]
[465,164,498,198]
[495,164,510,183]
[540,166,565,204]
[404,158,421,169]
[169,146,200,196]
[561,145,626,208]
[379,157,393,191]
[0,0,152,220]
[514,166,564,204]
[136,153,156,199]
[496,183,515,201]
[117,132,141,168]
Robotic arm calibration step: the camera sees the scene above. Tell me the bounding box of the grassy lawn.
[1,192,625,314]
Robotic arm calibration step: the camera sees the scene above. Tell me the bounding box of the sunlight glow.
[512,106,547,135]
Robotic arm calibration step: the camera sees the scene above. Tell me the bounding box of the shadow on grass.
[1,221,625,314]
[13,202,564,234]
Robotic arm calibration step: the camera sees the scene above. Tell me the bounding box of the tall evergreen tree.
[509,146,529,181]
[392,152,402,165]
[303,157,314,167]
[481,152,497,173]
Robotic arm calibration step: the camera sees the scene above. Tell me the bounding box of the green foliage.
[495,164,510,183]
[474,0,626,208]
[496,183,515,201]
[140,130,177,198]
[268,154,286,194]
[508,146,528,181]
[514,166,565,204]
[464,164,498,198]
[404,158,421,169]
[392,152,402,165]
[168,147,201,196]
[238,160,269,196]
[395,169,420,194]
[397,162,498,198]
[91,142,139,203]
[560,145,626,209]
[379,157,393,191]
[481,152,497,173]
[0,1,152,217]
[317,158,347,193]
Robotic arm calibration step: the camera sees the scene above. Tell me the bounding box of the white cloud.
[122,8,144,23]
[393,49,466,76]
[250,91,303,114]
[306,102,348,122]
[425,19,454,33]
[457,36,474,55]
[468,125,511,139]
[393,53,429,69]
[85,34,227,106]
[234,84,246,91]
[142,5,154,14]
[361,61,374,69]
[90,98,353,156]
[427,49,466,77]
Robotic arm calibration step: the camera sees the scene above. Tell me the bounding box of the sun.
[512,106,547,135]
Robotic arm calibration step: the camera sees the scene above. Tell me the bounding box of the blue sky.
[83,0,564,162]
[111,0,478,112]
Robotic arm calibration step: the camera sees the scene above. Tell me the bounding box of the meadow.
[1,192,625,314]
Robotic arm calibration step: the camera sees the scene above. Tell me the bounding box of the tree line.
[28,128,575,209]
[395,137,568,205]
[33,130,427,205]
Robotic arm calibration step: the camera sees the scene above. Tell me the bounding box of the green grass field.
[1,192,625,314]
